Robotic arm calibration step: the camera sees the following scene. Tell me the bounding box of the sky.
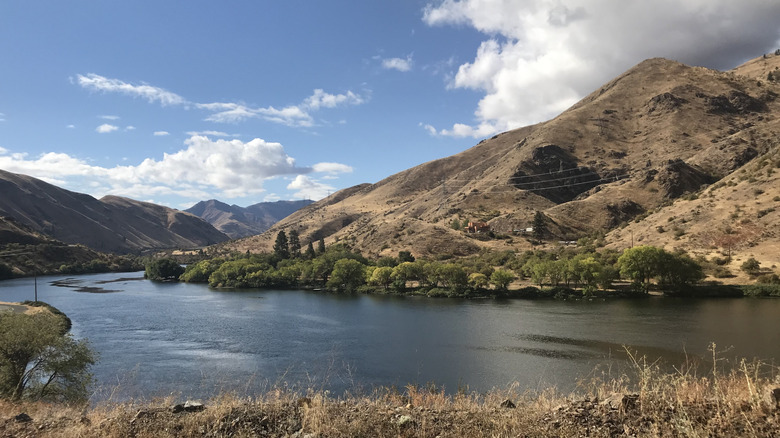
[1,1,779,209]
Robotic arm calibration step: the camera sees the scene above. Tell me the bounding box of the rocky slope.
[0,170,229,253]
[220,52,780,265]
[186,199,313,239]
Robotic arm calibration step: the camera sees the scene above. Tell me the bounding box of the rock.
[171,400,205,413]
[397,415,414,428]
[500,399,516,409]
[184,401,205,412]
[14,413,32,423]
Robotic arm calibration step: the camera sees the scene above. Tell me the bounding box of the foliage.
[180,258,225,283]
[273,231,289,259]
[489,269,514,290]
[0,310,96,402]
[288,230,301,258]
[398,251,415,263]
[369,266,394,290]
[617,246,664,288]
[304,242,316,259]
[740,257,761,275]
[145,258,185,281]
[468,272,489,289]
[327,259,366,293]
[532,211,548,241]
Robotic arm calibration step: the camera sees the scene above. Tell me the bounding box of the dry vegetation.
[3,348,780,437]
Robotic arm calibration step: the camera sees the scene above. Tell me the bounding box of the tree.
[532,211,548,241]
[656,252,704,290]
[617,246,664,291]
[304,242,316,260]
[316,237,326,255]
[273,231,290,259]
[327,259,366,293]
[0,311,96,402]
[741,258,761,275]
[369,266,394,290]
[145,258,185,281]
[398,251,415,263]
[436,263,468,291]
[490,269,515,290]
[288,230,301,258]
[468,272,489,289]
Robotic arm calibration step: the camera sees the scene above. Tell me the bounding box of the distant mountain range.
[185,199,313,239]
[0,169,229,253]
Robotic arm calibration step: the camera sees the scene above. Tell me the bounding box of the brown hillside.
[0,170,229,253]
[221,54,780,263]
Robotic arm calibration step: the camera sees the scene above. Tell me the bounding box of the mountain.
[219,52,780,272]
[186,199,313,239]
[0,170,229,253]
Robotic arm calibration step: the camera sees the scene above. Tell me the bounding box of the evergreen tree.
[316,237,326,255]
[288,229,301,258]
[273,231,290,259]
[532,211,548,241]
[304,242,316,259]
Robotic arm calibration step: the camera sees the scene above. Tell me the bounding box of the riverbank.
[2,357,780,437]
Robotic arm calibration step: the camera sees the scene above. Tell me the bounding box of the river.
[1,272,779,401]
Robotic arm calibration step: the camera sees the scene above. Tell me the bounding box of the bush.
[145,258,185,281]
[742,284,780,297]
[756,273,780,285]
[740,258,761,275]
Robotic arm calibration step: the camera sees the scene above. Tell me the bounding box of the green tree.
[304,242,316,259]
[392,261,424,291]
[369,266,394,290]
[468,272,489,289]
[617,246,664,292]
[741,258,761,275]
[0,311,96,402]
[145,258,185,281]
[532,211,548,241]
[436,263,468,291]
[327,259,366,293]
[273,231,290,259]
[316,237,326,255]
[657,252,704,291]
[398,251,415,263]
[490,269,515,290]
[288,230,302,258]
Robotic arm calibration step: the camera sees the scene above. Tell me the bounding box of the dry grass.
[3,346,780,437]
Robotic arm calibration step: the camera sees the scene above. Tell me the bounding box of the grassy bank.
[3,351,780,437]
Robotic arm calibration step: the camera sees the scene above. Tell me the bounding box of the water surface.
[1,272,778,400]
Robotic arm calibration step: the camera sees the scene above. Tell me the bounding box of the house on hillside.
[465,221,490,233]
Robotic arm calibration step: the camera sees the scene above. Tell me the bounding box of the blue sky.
[2,1,779,209]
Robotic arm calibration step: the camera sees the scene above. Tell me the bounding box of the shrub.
[740,258,761,275]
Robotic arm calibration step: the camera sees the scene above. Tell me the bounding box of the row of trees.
[161,233,705,296]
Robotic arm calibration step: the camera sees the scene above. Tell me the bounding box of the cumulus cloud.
[0,136,352,202]
[382,55,414,72]
[422,0,780,137]
[76,73,365,128]
[287,175,335,200]
[96,123,118,133]
[153,131,169,136]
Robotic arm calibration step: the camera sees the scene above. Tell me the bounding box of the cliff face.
[0,170,228,253]
[219,54,780,265]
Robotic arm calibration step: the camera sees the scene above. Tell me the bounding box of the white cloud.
[100,115,120,120]
[66,124,75,129]
[382,56,414,72]
[423,0,780,137]
[76,73,366,128]
[153,131,170,136]
[287,175,334,200]
[312,162,353,174]
[0,135,350,202]
[76,73,186,106]
[186,130,232,137]
[125,125,136,131]
[96,123,118,133]
[420,123,438,136]
[0,113,5,122]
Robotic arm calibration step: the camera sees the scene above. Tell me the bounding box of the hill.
[186,199,313,239]
[0,170,229,254]
[219,52,780,270]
